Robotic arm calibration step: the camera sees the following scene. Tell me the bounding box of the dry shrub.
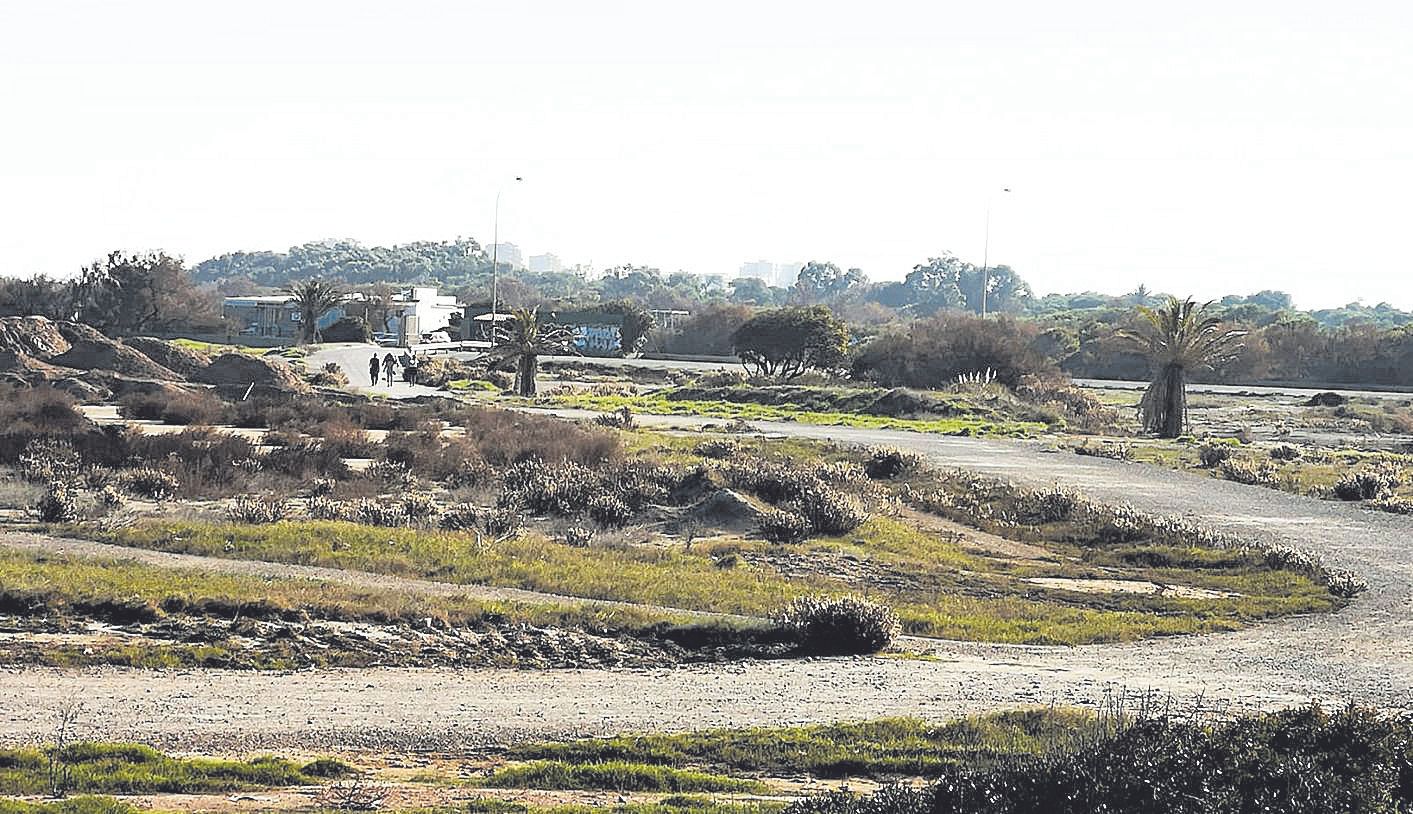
[262,441,351,480]
[119,389,228,425]
[694,438,739,459]
[864,447,923,480]
[1197,440,1237,468]
[759,508,811,544]
[587,493,632,527]
[461,407,621,466]
[775,595,900,655]
[121,467,180,500]
[226,495,289,524]
[0,385,91,434]
[36,482,78,522]
[1334,465,1402,501]
[315,418,378,458]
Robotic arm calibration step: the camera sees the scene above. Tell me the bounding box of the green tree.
[286,279,345,344]
[793,261,867,304]
[72,251,221,336]
[1120,297,1246,437]
[731,305,849,379]
[486,306,577,396]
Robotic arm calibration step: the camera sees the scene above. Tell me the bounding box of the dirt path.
[3,416,1412,752]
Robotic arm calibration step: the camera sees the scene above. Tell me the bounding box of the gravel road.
[5,361,1412,752]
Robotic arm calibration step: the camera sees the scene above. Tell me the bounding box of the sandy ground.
[2,348,1409,751]
[4,413,1412,751]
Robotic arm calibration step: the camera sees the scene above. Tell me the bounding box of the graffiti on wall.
[574,324,622,355]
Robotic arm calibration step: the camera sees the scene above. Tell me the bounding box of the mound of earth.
[1306,392,1349,407]
[0,316,71,358]
[194,352,309,394]
[51,323,182,381]
[689,488,766,531]
[123,337,212,377]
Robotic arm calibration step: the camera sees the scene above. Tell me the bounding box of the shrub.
[1218,459,1278,487]
[120,468,180,500]
[1369,495,1413,515]
[586,493,633,527]
[694,438,739,459]
[120,390,228,426]
[306,496,349,521]
[307,477,337,497]
[309,362,349,388]
[1269,443,1302,461]
[97,484,124,509]
[501,460,598,516]
[262,442,350,480]
[401,492,441,524]
[759,508,811,544]
[851,313,1054,388]
[438,503,481,531]
[320,316,372,343]
[594,406,637,429]
[461,407,621,467]
[0,385,90,434]
[1019,485,1079,523]
[17,438,81,482]
[36,482,78,522]
[797,487,868,535]
[365,459,416,488]
[864,447,923,480]
[481,507,524,537]
[1333,465,1402,501]
[563,526,594,547]
[353,499,409,527]
[225,496,289,524]
[1197,440,1236,468]
[775,595,900,655]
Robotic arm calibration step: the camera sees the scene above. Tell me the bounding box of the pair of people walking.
[368,352,398,386]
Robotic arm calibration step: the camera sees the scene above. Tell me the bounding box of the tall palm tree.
[485,307,577,396]
[1120,297,1245,438]
[286,280,344,344]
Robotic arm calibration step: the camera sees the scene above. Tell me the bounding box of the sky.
[1,1,1411,309]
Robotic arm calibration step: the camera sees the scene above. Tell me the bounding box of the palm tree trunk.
[1159,363,1187,438]
[518,354,538,397]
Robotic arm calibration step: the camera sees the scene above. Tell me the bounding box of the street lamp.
[490,176,524,335]
[979,187,1011,318]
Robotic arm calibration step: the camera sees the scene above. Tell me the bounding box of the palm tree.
[286,280,344,344]
[485,307,577,396]
[1120,297,1245,438]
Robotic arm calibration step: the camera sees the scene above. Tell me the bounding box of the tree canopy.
[731,306,849,378]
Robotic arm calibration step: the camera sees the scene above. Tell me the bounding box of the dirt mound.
[123,337,212,377]
[1306,392,1349,407]
[50,323,181,381]
[0,316,71,359]
[194,352,309,394]
[689,488,766,531]
[866,387,948,417]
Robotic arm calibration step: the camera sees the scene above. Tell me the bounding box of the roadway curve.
[2,359,1411,751]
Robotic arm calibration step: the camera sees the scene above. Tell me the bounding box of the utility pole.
[490,176,523,337]
[979,187,1010,317]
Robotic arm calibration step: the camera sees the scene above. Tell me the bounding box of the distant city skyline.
[3,1,1411,309]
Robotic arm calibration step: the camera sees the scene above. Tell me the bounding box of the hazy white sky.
[2,1,1410,308]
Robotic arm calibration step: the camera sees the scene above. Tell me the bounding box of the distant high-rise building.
[490,243,524,269]
[737,260,803,288]
[529,253,563,273]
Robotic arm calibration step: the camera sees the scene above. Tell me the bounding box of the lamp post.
[490,176,523,336]
[979,187,1011,318]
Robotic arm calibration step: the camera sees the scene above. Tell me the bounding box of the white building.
[490,242,524,269]
[529,253,563,273]
[386,287,461,342]
[737,260,803,288]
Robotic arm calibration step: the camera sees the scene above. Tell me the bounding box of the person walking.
[368,354,380,386]
[382,353,397,386]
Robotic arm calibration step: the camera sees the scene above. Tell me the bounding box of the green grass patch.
[69,515,1334,645]
[0,742,347,795]
[462,797,782,814]
[480,761,765,793]
[169,338,278,357]
[508,711,1098,779]
[546,393,1045,437]
[0,797,135,814]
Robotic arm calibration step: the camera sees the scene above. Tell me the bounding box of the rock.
[194,352,310,394]
[1305,391,1348,407]
[122,337,212,378]
[0,316,71,359]
[51,322,182,381]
